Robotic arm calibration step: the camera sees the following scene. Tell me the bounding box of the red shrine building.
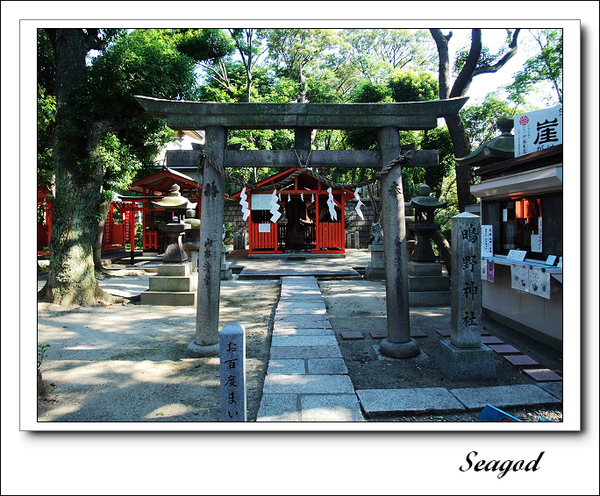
[37,167,202,255]
[232,168,354,255]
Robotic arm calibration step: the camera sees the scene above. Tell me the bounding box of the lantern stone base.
[436,339,497,381]
[407,261,451,307]
[140,262,197,306]
[221,245,233,280]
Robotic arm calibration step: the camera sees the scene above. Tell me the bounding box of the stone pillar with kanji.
[188,126,227,357]
[377,126,420,359]
[437,212,496,380]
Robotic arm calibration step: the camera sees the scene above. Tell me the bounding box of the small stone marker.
[410,329,428,338]
[369,330,386,339]
[437,213,496,380]
[219,323,247,421]
[481,335,504,345]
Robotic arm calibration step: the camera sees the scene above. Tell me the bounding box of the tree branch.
[472,29,520,77]
[429,29,452,99]
[450,29,482,98]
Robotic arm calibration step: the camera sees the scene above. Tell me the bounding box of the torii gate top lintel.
[134,95,468,131]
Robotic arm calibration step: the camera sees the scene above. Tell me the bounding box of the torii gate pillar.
[188,126,227,356]
[378,127,420,358]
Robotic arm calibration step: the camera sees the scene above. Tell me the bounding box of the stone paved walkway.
[256,275,561,422]
[257,276,365,421]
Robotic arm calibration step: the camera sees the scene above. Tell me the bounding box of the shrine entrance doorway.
[232,168,353,255]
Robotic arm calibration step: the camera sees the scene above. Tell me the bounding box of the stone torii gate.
[135,95,468,359]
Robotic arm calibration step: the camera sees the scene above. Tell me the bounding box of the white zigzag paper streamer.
[270,190,282,223]
[326,187,338,221]
[239,187,250,221]
[354,187,365,220]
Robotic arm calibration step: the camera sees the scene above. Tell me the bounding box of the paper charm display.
[239,187,250,221]
[510,264,529,292]
[480,258,488,281]
[528,267,551,299]
[354,187,365,220]
[269,189,282,223]
[326,187,338,221]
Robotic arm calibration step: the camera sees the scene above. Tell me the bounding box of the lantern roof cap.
[406,183,447,209]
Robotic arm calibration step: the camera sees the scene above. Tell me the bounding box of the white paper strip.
[270,190,281,223]
[354,187,364,220]
[326,187,338,221]
[239,187,250,221]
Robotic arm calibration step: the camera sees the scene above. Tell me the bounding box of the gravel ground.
[37,269,563,424]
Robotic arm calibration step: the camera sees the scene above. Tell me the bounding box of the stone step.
[148,275,197,292]
[139,291,196,306]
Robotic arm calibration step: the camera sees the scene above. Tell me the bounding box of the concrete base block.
[149,275,197,292]
[140,291,196,306]
[437,339,497,381]
[157,262,192,276]
[408,274,451,292]
[409,290,451,307]
[407,261,443,276]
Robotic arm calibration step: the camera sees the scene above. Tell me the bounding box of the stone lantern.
[151,184,197,263]
[141,184,198,306]
[404,183,451,306]
[406,183,447,263]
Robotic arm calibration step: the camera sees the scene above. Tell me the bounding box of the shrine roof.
[128,167,199,194]
[231,168,354,199]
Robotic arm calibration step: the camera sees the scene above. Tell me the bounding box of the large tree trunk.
[430,28,519,212]
[38,29,118,306]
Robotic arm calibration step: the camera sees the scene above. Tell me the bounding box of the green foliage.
[171,28,235,62]
[37,87,56,189]
[506,29,562,105]
[388,70,438,102]
[38,344,51,370]
[461,96,519,148]
[418,127,454,198]
[348,80,393,103]
[82,29,200,120]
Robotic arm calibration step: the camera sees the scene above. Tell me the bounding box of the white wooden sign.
[251,193,272,210]
[514,105,562,157]
[481,225,494,257]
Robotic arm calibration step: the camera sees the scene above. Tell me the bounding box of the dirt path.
[37,274,562,424]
